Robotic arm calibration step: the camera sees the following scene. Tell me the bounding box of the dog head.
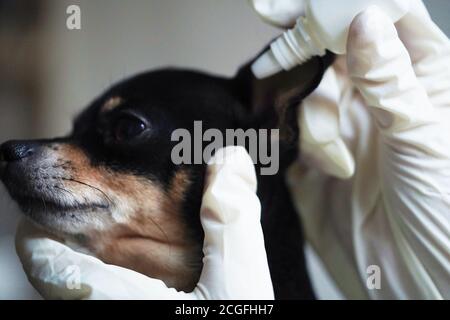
[0,54,332,292]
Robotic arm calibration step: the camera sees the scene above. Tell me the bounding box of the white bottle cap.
[251,19,317,79]
[251,50,283,79]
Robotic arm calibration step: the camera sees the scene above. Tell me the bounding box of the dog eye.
[114,117,147,141]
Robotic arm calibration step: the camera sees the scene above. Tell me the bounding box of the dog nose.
[0,140,36,162]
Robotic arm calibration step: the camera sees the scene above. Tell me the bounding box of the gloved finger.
[15,219,187,300]
[395,0,450,107]
[250,0,305,28]
[299,67,355,179]
[191,146,274,300]
[347,6,437,136]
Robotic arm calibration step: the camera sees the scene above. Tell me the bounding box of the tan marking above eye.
[101,96,123,113]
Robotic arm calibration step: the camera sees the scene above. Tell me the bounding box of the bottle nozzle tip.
[251,51,283,79]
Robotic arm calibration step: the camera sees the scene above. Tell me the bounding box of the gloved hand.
[15,146,274,300]
[252,0,450,299]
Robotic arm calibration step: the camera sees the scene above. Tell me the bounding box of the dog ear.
[231,48,335,145]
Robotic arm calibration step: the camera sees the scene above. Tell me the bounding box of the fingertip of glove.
[302,138,355,179]
[321,139,355,179]
[207,146,257,188]
[202,146,260,226]
[348,5,397,51]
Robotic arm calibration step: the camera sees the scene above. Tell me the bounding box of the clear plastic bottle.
[252,0,411,79]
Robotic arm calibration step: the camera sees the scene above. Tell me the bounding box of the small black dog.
[0,52,332,299]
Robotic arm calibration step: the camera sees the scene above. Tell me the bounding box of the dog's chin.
[14,195,110,235]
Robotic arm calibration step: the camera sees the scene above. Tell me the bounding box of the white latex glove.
[15,146,274,300]
[253,0,450,299]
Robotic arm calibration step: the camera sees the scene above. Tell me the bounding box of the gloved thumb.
[193,146,274,299]
[347,6,437,135]
[299,67,355,179]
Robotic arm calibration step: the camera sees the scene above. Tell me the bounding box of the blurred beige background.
[0,0,449,299]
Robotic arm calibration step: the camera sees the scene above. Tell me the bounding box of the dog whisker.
[61,177,113,206]
[54,185,80,207]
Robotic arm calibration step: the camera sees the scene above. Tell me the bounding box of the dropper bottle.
[252,0,411,79]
